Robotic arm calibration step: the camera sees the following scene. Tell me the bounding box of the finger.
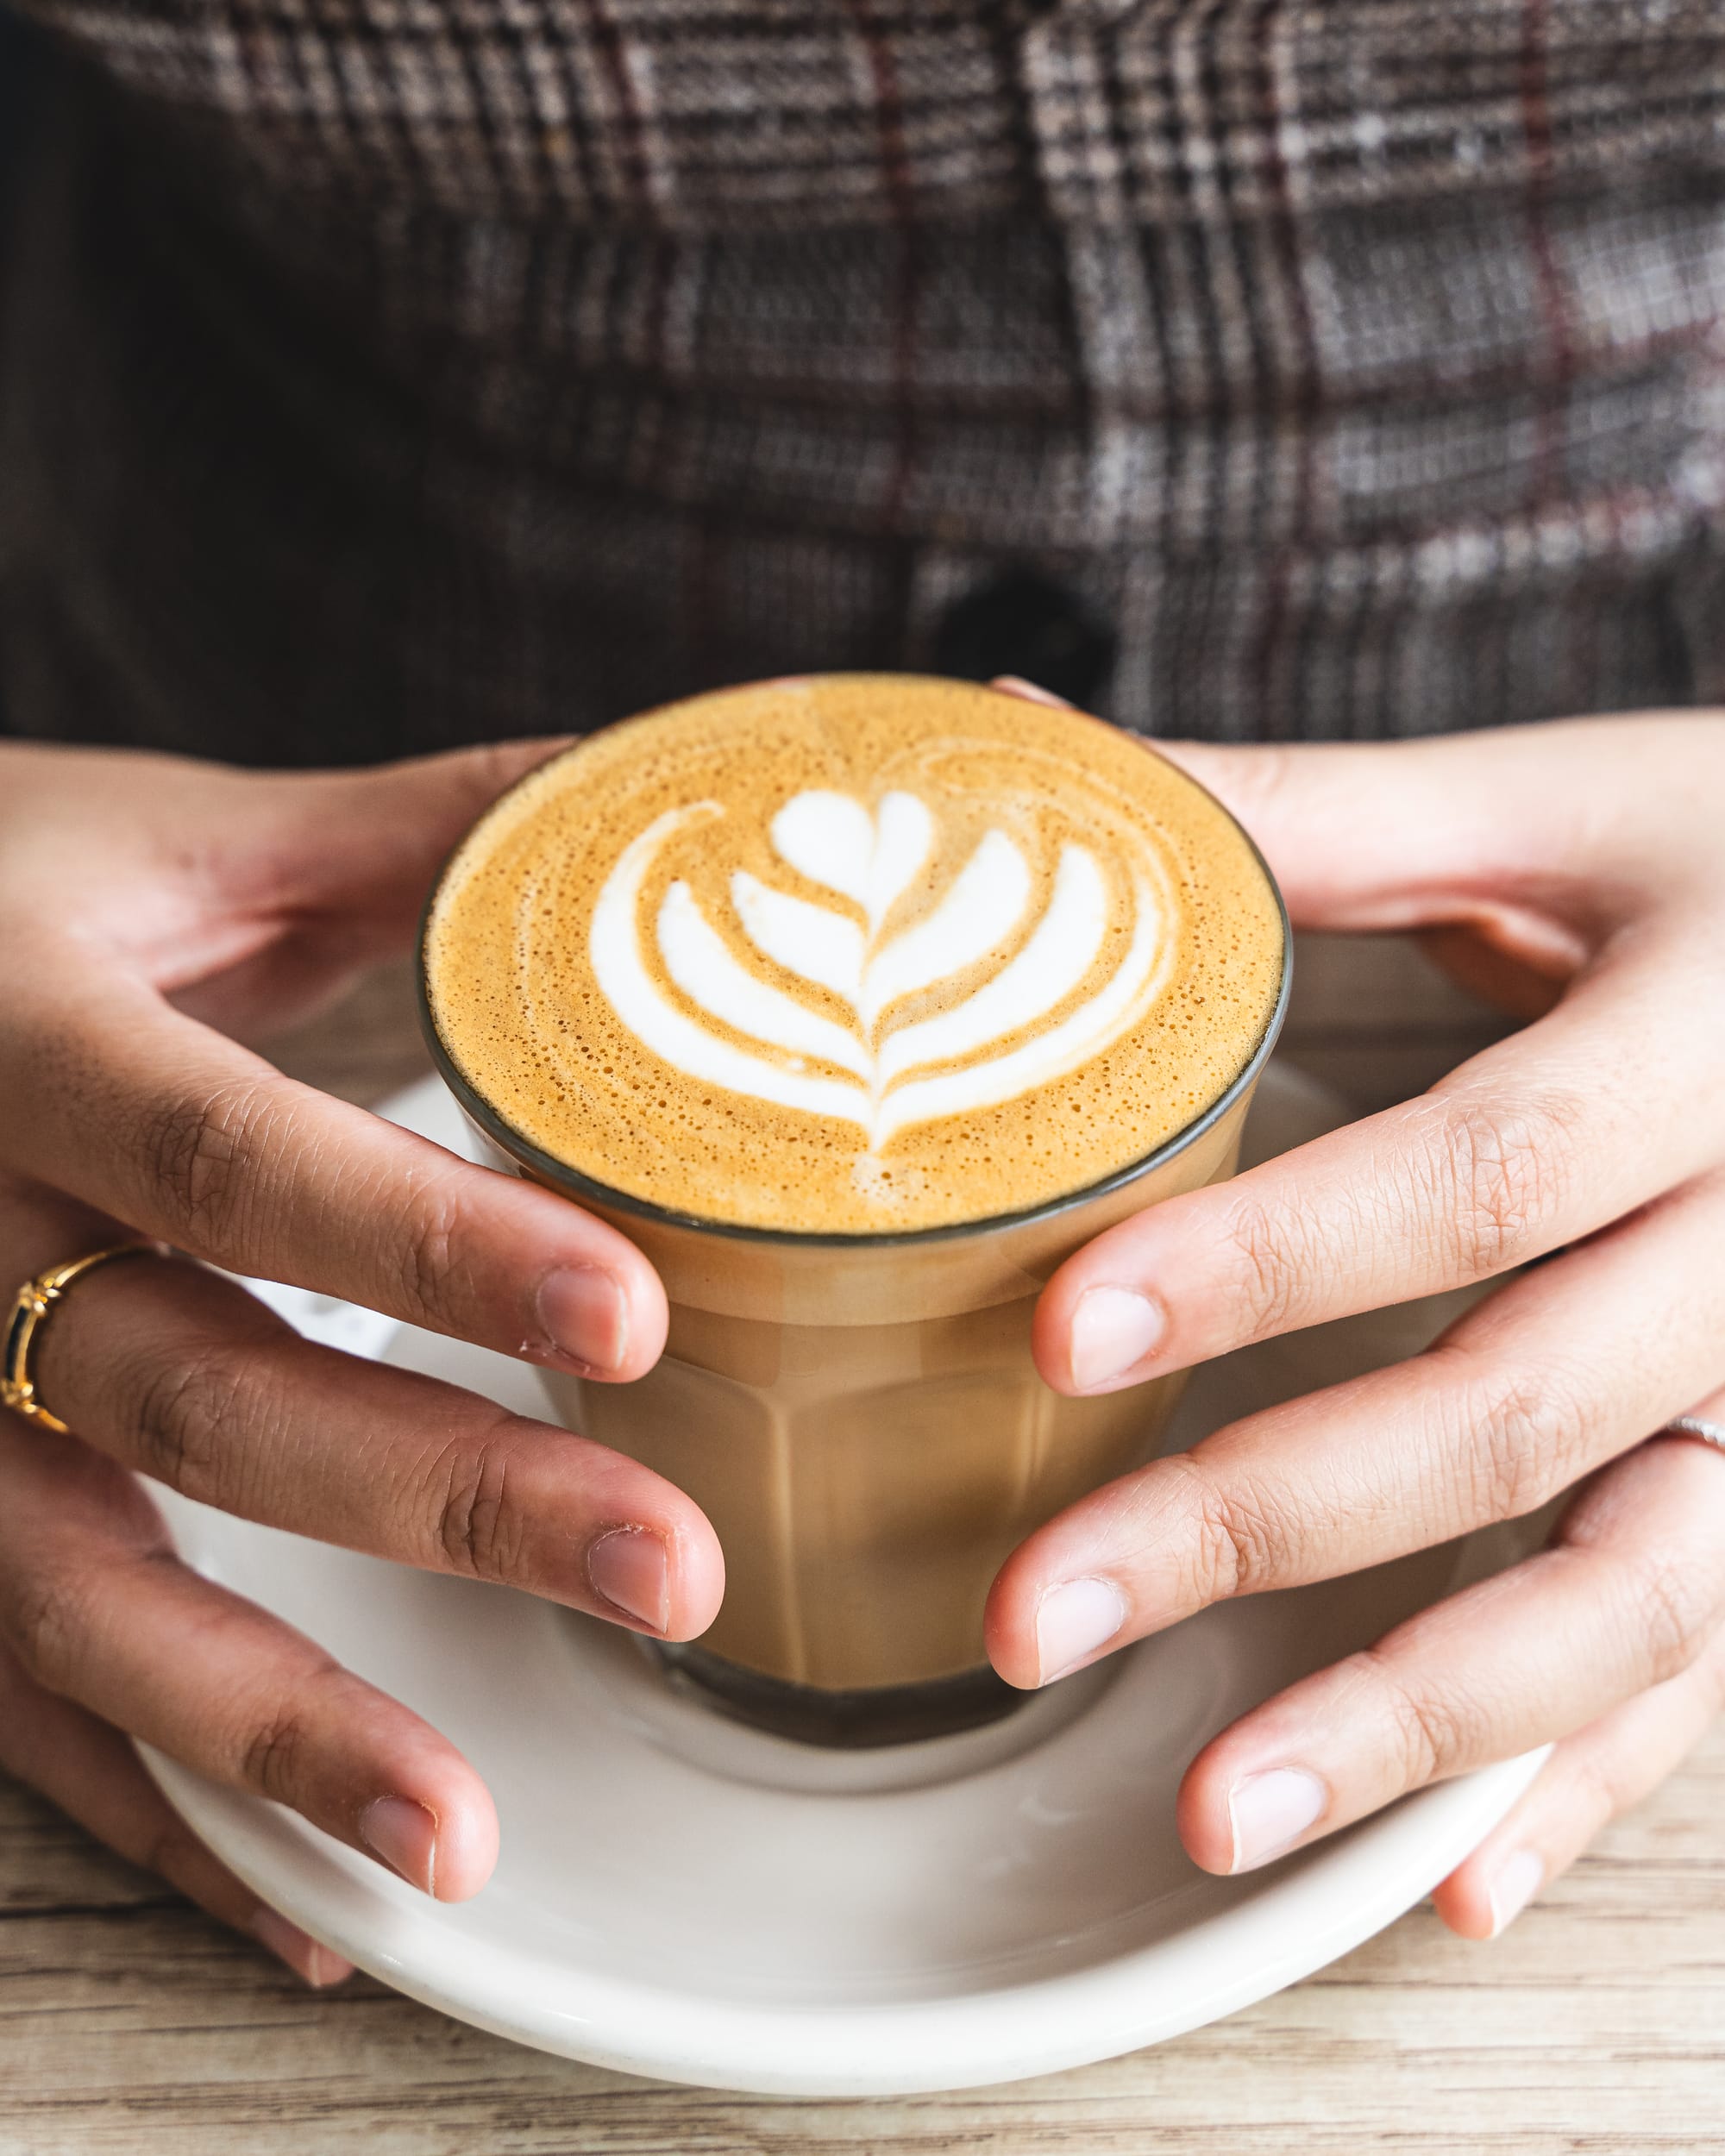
[1034,937,1723,1396]
[159,739,570,1037]
[1432,1620,1725,1940]
[0,962,668,1382]
[1662,1386,1725,1449]
[222,737,568,935]
[1170,1428,1725,1875]
[1413,922,1566,1022]
[0,1415,500,1902]
[988,1169,1725,1686]
[989,675,1076,710]
[15,737,567,986]
[18,1200,722,1639]
[0,1640,353,1987]
[1152,715,1725,932]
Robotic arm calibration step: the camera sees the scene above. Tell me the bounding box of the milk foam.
[591,788,1173,1149]
[423,676,1285,1233]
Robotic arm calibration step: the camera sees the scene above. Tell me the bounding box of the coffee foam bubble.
[424,676,1284,1233]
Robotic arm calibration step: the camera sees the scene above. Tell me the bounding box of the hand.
[0,743,723,1984]
[984,709,1725,1938]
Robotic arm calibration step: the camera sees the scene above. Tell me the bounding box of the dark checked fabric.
[3,2,1725,764]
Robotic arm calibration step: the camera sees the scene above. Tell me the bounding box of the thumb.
[991,669,1590,937]
[1152,720,1623,938]
[243,736,572,920]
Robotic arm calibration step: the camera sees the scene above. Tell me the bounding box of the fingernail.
[1069,1285,1165,1391]
[1488,1848,1544,1937]
[993,674,1074,709]
[1227,1767,1328,1870]
[1035,1576,1126,1684]
[248,1905,354,1989]
[587,1526,671,1633]
[536,1265,629,1375]
[359,1796,439,1897]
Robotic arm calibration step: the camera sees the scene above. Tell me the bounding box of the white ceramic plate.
[140,1066,1546,2096]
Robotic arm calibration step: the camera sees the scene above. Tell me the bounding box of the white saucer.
[141,1067,1546,2096]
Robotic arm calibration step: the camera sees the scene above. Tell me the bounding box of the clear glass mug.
[420,789,1289,1750]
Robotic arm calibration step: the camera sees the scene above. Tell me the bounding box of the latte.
[423,676,1288,1745]
[424,676,1283,1233]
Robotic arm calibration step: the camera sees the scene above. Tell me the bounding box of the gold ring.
[2,1244,168,1433]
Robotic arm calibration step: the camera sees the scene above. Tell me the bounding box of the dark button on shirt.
[932,571,1118,715]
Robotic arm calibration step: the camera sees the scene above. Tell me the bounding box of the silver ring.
[1660,1415,1725,1455]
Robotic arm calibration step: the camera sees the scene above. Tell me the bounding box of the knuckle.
[138,1075,283,1257]
[1624,1550,1717,1687]
[430,1430,524,1583]
[1359,1650,1479,1788]
[236,1660,363,1814]
[467,739,544,802]
[1169,1457,1283,1603]
[141,1817,207,1890]
[1201,743,1301,823]
[1569,1742,1630,1829]
[1445,1351,1598,1520]
[5,1562,97,1695]
[1216,1194,1309,1339]
[1427,1092,1582,1279]
[398,1183,475,1334]
[240,1704,314,1806]
[126,1338,253,1501]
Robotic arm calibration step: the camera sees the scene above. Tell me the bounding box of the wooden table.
[4,942,1722,2154]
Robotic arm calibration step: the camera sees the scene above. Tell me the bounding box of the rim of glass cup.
[415,685,1294,1251]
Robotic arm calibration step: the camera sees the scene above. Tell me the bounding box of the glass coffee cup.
[418,680,1290,1748]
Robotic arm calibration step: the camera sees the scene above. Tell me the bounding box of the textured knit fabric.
[3,2,1725,764]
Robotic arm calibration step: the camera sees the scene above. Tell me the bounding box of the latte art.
[423,676,1285,1232]
[590,789,1175,1149]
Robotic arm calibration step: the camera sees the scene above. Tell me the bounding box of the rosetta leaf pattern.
[587,790,1170,1148]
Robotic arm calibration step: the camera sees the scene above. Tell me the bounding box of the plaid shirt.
[3,0,1725,762]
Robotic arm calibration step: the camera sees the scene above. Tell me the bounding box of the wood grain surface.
[3,939,1722,2155]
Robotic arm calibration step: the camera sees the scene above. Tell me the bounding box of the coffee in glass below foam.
[421,675,1289,1745]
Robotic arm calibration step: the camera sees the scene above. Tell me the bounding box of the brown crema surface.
[423,677,1283,1232]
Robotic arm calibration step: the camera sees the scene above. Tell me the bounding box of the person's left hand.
[983,707,1725,1940]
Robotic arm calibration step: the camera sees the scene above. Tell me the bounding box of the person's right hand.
[0,740,724,1984]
